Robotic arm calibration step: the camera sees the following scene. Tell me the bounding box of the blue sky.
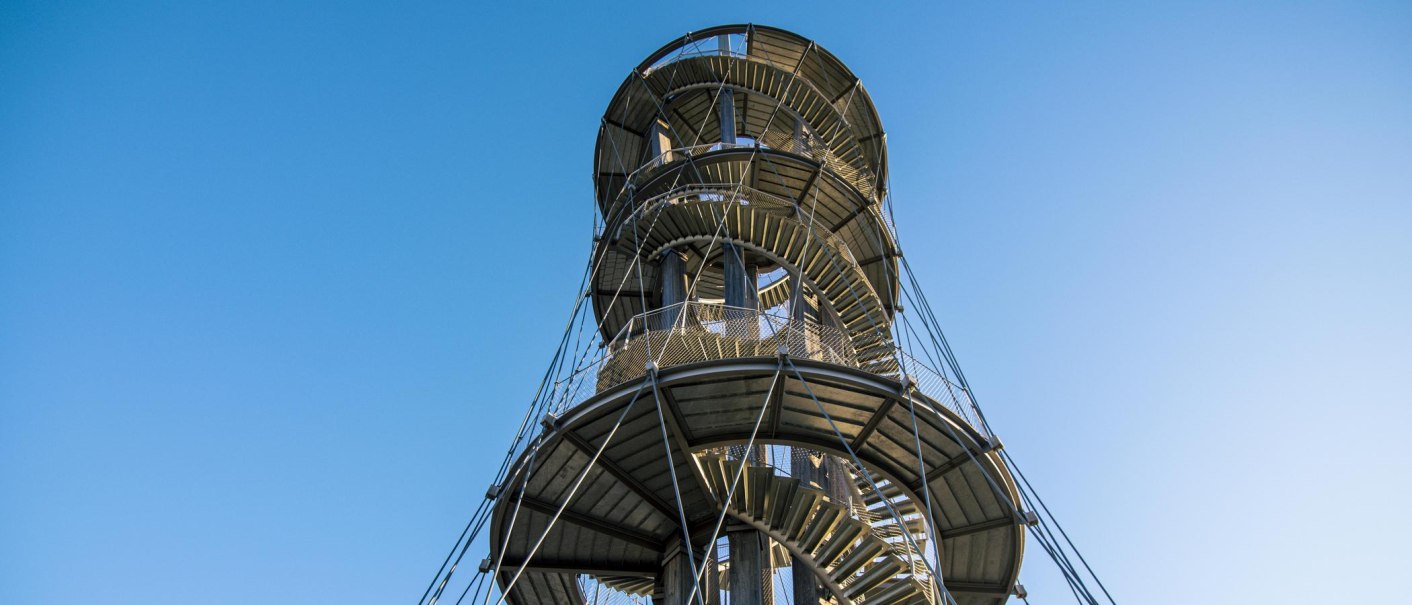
[3,1,1409,603]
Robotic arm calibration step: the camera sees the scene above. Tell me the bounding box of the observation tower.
[420,24,1113,605]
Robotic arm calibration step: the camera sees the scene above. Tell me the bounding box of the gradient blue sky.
[3,2,1410,603]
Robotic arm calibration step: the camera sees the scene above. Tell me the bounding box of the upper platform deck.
[594,25,888,211]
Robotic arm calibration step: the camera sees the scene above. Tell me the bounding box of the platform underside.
[489,357,1023,605]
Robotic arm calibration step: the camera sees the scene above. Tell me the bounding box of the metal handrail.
[643,41,747,75]
[620,142,756,188]
[893,348,992,441]
[613,135,878,208]
[596,301,858,392]
[546,303,991,444]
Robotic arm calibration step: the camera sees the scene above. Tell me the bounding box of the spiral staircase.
[480,24,1027,605]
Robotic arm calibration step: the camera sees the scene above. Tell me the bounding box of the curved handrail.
[597,301,858,393]
[546,302,991,443]
[611,133,878,207]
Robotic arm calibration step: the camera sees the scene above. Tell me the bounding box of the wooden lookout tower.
[420,24,1127,605]
[473,25,1027,605]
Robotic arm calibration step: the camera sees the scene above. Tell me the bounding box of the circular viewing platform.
[548,301,991,439]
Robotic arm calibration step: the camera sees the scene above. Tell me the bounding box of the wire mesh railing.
[545,302,991,443]
[893,348,992,442]
[546,302,854,416]
[599,301,857,394]
[642,33,748,75]
[625,142,756,182]
[755,129,880,200]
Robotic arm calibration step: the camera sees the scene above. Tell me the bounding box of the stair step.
[830,539,885,580]
[868,499,919,518]
[812,519,867,567]
[863,578,924,605]
[747,466,772,518]
[781,489,822,540]
[692,451,933,605]
[798,502,845,552]
[767,476,800,525]
[844,557,905,598]
[595,575,654,596]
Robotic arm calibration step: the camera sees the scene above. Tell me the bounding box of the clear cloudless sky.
[3,1,1409,603]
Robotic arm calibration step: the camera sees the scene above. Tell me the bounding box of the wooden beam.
[603,117,646,138]
[830,79,860,106]
[517,496,664,551]
[942,580,1013,596]
[940,516,1016,540]
[767,368,787,438]
[791,42,815,76]
[669,104,705,146]
[560,430,678,520]
[908,449,978,493]
[650,380,718,507]
[793,165,822,210]
[857,251,901,267]
[633,71,664,107]
[857,131,885,145]
[849,396,897,450]
[594,288,654,300]
[828,202,872,233]
[495,557,658,578]
[657,385,696,445]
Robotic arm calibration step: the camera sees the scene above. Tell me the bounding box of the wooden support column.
[718,89,737,145]
[719,63,767,594]
[659,542,716,605]
[650,118,674,163]
[791,450,826,604]
[717,36,737,146]
[656,248,688,329]
[788,271,819,357]
[723,242,759,339]
[793,115,812,155]
[728,524,771,605]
